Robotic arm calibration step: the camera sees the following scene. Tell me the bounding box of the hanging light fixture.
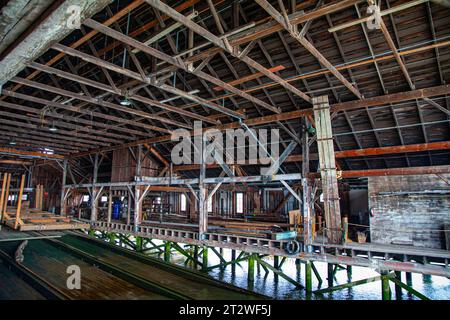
[9,140,16,145]
[120,89,132,106]
[120,95,132,106]
[49,122,58,132]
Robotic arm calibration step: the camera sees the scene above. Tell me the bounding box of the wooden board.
[2,210,89,231]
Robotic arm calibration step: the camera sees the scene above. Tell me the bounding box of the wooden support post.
[381,273,391,300]
[136,144,143,175]
[3,173,11,215]
[14,174,25,229]
[295,258,301,272]
[394,271,402,300]
[164,241,171,262]
[90,153,99,223]
[248,254,255,286]
[193,245,199,268]
[34,184,39,209]
[302,118,313,249]
[406,272,412,286]
[343,216,349,242]
[231,249,236,272]
[313,95,342,243]
[127,192,131,225]
[136,236,143,252]
[202,246,208,271]
[327,263,334,287]
[347,265,352,281]
[198,138,208,238]
[134,186,141,231]
[305,261,312,293]
[0,173,7,222]
[60,160,67,216]
[107,189,113,223]
[274,256,279,269]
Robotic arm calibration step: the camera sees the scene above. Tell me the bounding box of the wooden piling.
[305,261,312,293]
[248,254,255,287]
[202,246,208,271]
[164,241,171,262]
[381,273,391,300]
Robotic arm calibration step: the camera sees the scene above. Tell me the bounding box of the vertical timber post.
[198,137,208,239]
[60,159,67,216]
[313,96,342,244]
[3,173,11,216]
[394,271,402,299]
[202,246,208,271]
[327,263,334,287]
[134,145,142,232]
[134,186,141,232]
[381,272,391,300]
[406,272,412,286]
[305,261,312,294]
[347,265,352,281]
[248,254,255,289]
[107,188,112,223]
[164,241,171,262]
[127,192,131,225]
[302,118,313,250]
[136,236,143,252]
[193,245,199,268]
[90,153,99,223]
[0,173,7,222]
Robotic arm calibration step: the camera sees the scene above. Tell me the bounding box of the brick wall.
[368,174,450,249]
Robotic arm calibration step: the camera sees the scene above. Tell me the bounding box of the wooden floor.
[0,228,63,242]
[0,231,267,300]
[314,241,450,259]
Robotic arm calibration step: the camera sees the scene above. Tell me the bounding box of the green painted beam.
[255,255,303,289]
[389,277,430,300]
[314,274,395,295]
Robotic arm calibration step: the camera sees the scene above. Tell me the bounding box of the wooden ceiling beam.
[4,0,145,94]
[0,147,65,159]
[145,0,310,105]
[67,83,450,158]
[10,76,178,133]
[308,165,450,178]
[51,43,224,123]
[83,17,278,115]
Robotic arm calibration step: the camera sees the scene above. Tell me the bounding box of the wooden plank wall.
[111,148,160,182]
[369,174,450,249]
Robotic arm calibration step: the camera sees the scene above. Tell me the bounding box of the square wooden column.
[313,95,342,244]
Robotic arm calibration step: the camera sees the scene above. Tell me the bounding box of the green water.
[162,245,450,300]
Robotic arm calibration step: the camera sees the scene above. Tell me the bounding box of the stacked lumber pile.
[3,209,89,231]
